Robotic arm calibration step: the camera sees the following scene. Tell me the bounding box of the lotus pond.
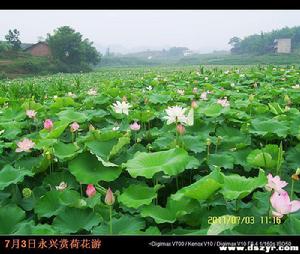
[0,65,300,235]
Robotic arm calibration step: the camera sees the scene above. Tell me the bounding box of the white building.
[274,38,292,54]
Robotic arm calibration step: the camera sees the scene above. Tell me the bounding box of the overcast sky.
[1,10,300,53]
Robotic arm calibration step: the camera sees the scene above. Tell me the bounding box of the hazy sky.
[1,10,300,53]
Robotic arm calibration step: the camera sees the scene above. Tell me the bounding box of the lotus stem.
[290,179,294,200]
[109,205,113,235]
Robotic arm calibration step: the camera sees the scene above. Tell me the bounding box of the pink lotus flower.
[217,97,230,107]
[105,188,115,205]
[86,184,96,197]
[265,174,288,193]
[176,124,185,135]
[26,109,37,119]
[44,119,53,130]
[70,122,79,132]
[16,138,35,152]
[191,100,198,109]
[130,121,141,131]
[270,190,300,218]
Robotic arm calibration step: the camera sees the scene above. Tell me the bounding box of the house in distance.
[274,38,292,53]
[22,42,51,57]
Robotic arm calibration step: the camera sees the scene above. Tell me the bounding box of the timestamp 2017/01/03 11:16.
[208,216,282,225]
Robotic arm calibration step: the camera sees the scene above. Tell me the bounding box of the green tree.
[46,26,101,72]
[5,29,21,50]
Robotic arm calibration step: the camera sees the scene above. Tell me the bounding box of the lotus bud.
[77,199,87,207]
[86,184,96,197]
[22,188,32,199]
[191,100,197,109]
[284,95,291,105]
[206,138,211,146]
[217,136,223,145]
[292,168,300,181]
[249,94,255,102]
[105,187,115,206]
[89,124,95,131]
[176,124,185,135]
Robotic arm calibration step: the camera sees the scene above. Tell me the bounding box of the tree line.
[228,26,300,55]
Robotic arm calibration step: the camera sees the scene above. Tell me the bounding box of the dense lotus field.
[1,65,300,235]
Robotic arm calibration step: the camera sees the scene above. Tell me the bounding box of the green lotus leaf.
[35,190,64,218]
[0,165,33,191]
[207,215,239,235]
[208,153,235,169]
[53,142,82,161]
[250,118,289,138]
[53,207,100,233]
[173,169,223,201]
[92,215,145,235]
[14,156,50,174]
[140,204,177,224]
[39,120,69,139]
[68,152,121,184]
[57,109,88,123]
[0,204,26,234]
[124,148,192,178]
[286,144,300,169]
[203,104,224,117]
[149,94,172,104]
[220,169,267,200]
[118,184,158,209]
[246,145,282,170]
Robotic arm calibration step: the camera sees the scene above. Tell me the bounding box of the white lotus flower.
[164,106,188,125]
[87,88,97,96]
[112,101,132,115]
[177,89,185,96]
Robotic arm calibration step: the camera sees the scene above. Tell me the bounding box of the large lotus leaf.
[140,204,177,224]
[68,152,121,184]
[172,169,223,201]
[84,109,108,121]
[86,139,118,161]
[52,207,100,233]
[92,215,145,235]
[250,118,289,138]
[109,135,131,158]
[35,190,64,218]
[216,126,251,149]
[246,145,281,170]
[207,215,239,235]
[0,108,25,122]
[50,97,77,110]
[118,184,158,209]
[124,148,192,178]
[0,204,25,234]
[203,104,224,117]
[208,153,235,169]
[14,156,50,174]
[57,109,87,123]
[286,144,300,169]
[181,135,206,153]
[0,165,33,190]
[149,94,172,104]
[43,171,79,190]
[53,142,82,161]
[39,120,69,139]
[220,169,267,200]
[14,222,56,235]
[129,110,155,123]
